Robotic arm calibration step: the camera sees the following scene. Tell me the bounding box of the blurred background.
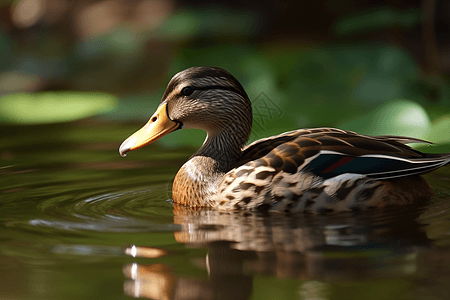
[2,3,450,299]
[1,0,450,150]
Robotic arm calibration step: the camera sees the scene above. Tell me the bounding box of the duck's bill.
[119,102,180,157]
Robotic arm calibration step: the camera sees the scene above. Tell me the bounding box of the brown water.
[1,121,450,300]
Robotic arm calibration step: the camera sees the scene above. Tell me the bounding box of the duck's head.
[119,66,252,157]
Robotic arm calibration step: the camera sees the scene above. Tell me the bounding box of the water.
[1,121,450,300]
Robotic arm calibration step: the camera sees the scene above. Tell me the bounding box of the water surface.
[1,121,450,300]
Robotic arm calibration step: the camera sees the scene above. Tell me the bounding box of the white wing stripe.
[317,150,450,164]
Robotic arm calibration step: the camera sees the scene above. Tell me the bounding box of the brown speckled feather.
[214,128,446,212]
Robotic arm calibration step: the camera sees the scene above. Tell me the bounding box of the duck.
[119,66,450,213]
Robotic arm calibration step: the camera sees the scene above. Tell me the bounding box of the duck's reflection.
[124,263,176,300]
[123,204,433,299]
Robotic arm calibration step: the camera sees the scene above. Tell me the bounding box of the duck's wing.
[238,128,450,180]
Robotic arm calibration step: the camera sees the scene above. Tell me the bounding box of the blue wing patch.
[302,152,449,180]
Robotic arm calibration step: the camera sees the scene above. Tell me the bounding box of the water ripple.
[22,187,178,232]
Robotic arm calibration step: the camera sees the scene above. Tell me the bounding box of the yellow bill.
[119,101,180,157]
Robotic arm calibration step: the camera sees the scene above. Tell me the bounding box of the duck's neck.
[195,128,246,170]
[172,125,250,207]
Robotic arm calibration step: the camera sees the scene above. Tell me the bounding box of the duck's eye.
[181,86,194,96]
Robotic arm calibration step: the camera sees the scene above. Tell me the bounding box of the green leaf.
[426,116,450,144]
[338,99,431,138]
[0,92,117,124]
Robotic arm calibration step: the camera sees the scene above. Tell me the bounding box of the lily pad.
[0,92,117,124]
